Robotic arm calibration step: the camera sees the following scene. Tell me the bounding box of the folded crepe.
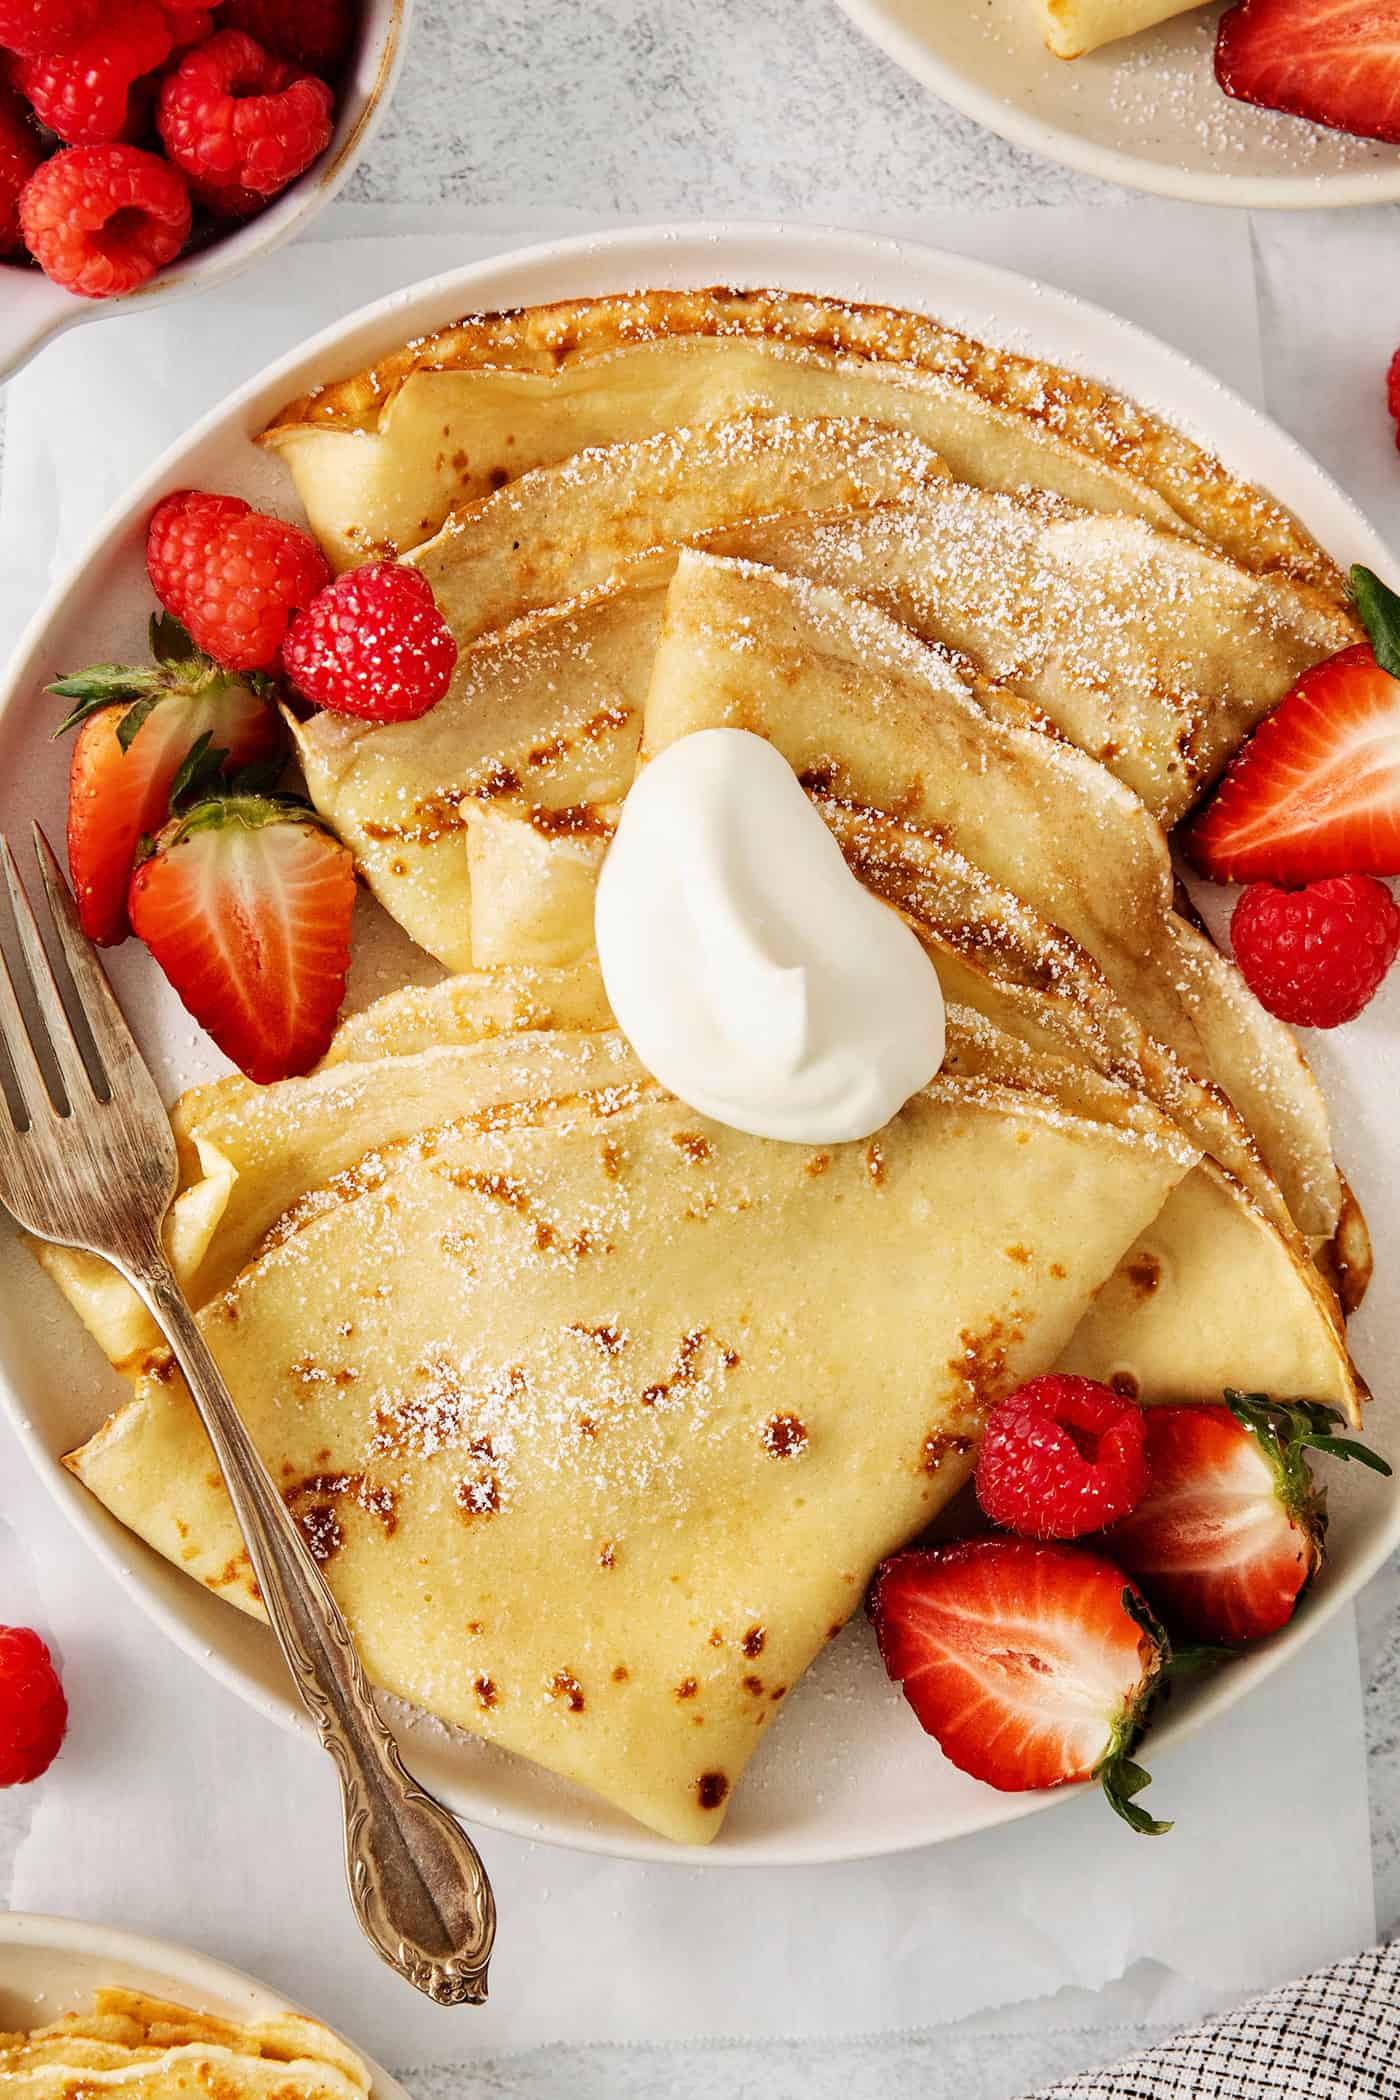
[1032,0,1206,57]
[643,551,1344,1249]
[0,1990,369,2099]
[59,1012,1197,1843]
[262,288,1339,599]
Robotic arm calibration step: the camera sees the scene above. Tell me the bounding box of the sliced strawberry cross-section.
[1217,0,1400,145]
[128,792,356,1083]
[868,1537,1171,1834]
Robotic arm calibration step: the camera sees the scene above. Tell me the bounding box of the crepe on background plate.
[0,1989,369,2098]
[56,1009,1196,1843]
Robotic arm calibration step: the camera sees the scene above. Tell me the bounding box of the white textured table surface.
[0,0,1396,2065]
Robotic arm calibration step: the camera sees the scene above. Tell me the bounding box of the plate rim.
[0,1910,410,2099]
[1,215,1397,1869]
[832,0,1400,210]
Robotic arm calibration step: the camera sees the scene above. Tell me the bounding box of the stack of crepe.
[40,288,1371,1844]
[0,1990,370,2097]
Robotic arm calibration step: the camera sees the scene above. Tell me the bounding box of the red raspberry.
[221,0,352,72]
[0,0,98,59]
[0,1625,68,1787]
[1388,349,1400,452]
[975,1375,1149,1540]
[158,28,332,200]
[0,83,42,254]
[1231,874,1400,1028]
[282,564,459,722]
[147,487,331,670]
[15,0,173,145]
[163,4,219,51]
[19,144,191,297]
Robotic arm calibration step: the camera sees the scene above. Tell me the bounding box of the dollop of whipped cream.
[594,728,946,1144]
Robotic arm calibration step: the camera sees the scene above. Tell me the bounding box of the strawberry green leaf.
[1350,566,1400,682]
[1099,1752,1171,1838]
[115,692,163,753]
[149,610,196,664]
[229,750,288,798]
[168,732,229,809]
[1300,1435,1392,1476]
[50,664,161,733]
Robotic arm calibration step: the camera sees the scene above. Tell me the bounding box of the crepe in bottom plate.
[0,1990,369,2098]
[58,1014,1195,1842]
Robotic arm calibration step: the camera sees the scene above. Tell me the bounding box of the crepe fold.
[52,1008,1197,1843]
[0,1990,369,2098]
[261,287,1340,601]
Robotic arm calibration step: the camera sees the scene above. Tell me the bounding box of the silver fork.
[0,824,496,2007]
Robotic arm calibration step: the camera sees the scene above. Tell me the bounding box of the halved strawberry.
[1217,0,1400,144]
[1108,1392,1391,1645]
[128,794,356,1083]
[868,1537,1171,1833]
[1186,566,1400,883]
[53,613,283,946]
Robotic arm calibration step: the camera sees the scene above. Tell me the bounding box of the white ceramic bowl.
[0,1913,410,2099]
[0,0,410,384]
[1,221,1397,1867]
[834,0,1400,209]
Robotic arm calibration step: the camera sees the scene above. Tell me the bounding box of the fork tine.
[32,821,166,1122]
[1,832,99,1113]
[0,846,58,1128]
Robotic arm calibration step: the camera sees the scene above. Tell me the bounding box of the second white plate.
[835,0,1400,209]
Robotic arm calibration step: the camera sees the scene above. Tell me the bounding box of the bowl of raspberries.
[0,0,409,380]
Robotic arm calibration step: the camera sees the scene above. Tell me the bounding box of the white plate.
[835,0,1400,209]
[0,1912,409,2098]
[0,221,1397,1868]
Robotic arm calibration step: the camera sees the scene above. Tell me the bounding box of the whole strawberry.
[1109,1392,1390,1644]
[0,1625,68,1788]
[869,1539,1171,1833]
[1231,874,1400,1028]
[975,1375,1149,1540]
[282,563,459,722]
[129,793,356,1081]
[0,0,99,59]
[158,27,333,201]
[51,611,284,945]
[146,488,330,671]
[19,144,191,298]
[0,83,42,255]
[16,0,173,144]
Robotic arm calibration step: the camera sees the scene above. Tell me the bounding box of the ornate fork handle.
[125,1245,496,2005]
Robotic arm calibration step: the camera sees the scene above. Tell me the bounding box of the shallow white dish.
[0,1912,409,2098]
[0,0,411,385]
[0,219,1396,1869]
[835,0,1400,209]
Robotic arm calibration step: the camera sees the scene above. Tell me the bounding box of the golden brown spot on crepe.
[1125,1252,1162,1297]
[804,1151,832,1178]
[450,1166,600,1259]
[612,1664,629,1683]
[762,1411,808,1459]
[174,1518,189,1540]
[675,1676,699,1701]
[466,1619,483,1636]
[1050,1262,1067,1279]
[455,1462,502,1521]
[528,802,613,840]
[474,1675,498,1711]
[141,1350,176,1383]
[599,1540,617,1568]
[826,1622,842,1642]
[284,1474,397,1565]
[921,1429,976,1476]
[599,1137,623,1181]
[1110,1370,1140,1400]
[741,1625,766,1658]
[289,1356,357,1388]
[770,1685,788,1701]
[697,1771,729,1811]
[741,1675,764,1697]
[577,1414,599,1439]
[550,1670,585,1713]
[708,1628,725,1648]
[488,465,510,490]
[865,1141,886,1186]
[641,1328,739,1407]
[672,1131,713,1163]
[570,1320,627,1354]
[1005,1244,1031,1266]
[948,1319,1019,1416]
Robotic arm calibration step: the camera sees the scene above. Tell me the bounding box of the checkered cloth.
[1028,1942,1400,2097]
